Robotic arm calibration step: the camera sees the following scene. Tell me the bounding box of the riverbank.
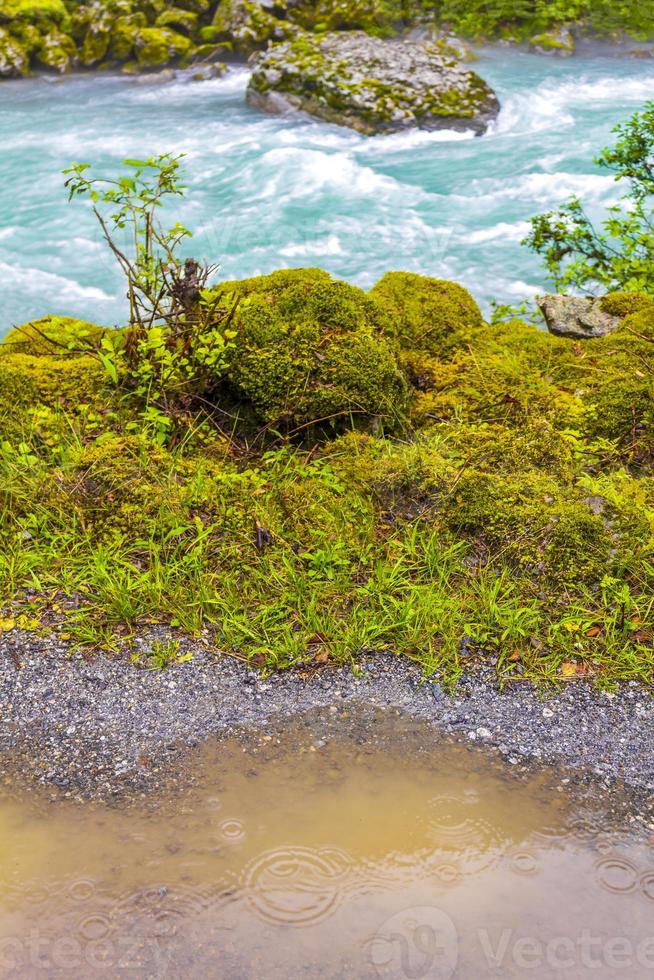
[1,0,653,84]
[2,632,654,829]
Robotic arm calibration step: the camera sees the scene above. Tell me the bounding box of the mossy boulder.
[286,0,391,34]
[370,271,484,356]
[0,26,29,75]
[211,0,289,55]
[155,6,198,35]
[247,31,500,136]
[0,317,115,443]
[443,467,612,584]
[81,24,110,64]
[529,26,575,56]
[213,268,408,431]
[35,27,77,71]
[134,26,191,68]
[108,13,145,60]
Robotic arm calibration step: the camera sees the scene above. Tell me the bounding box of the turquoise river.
[1,46,653,327]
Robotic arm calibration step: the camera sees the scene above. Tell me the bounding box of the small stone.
[537,294,621,339]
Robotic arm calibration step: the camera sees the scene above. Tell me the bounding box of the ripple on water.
[242,846,351,926]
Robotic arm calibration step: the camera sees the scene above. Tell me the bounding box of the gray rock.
[247,31,500,136]
[537,294,621,339]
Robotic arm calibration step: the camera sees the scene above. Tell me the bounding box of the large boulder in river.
[247,31,500,136]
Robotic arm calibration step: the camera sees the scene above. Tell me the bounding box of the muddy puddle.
[1,711,653,979]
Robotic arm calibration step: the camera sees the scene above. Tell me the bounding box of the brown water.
[1,714,653,979]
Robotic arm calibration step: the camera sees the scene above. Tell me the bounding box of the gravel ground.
[1,629,653,816]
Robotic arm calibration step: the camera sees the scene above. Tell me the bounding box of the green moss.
[444,468,611,584]
[213,268,407,431]
[600,290,654,319]
[0,352,109,442]
[529,29,575,55]
[0,0,66,23]
[1,315,109,356]
[197,24,221,43]
[3,269,654,684]
[211,0,285,54]
[0,25,29,75]
[7,19,41,53]
[35,27,76,71]
[155,7,198,35]
[135,26,191,67]
[370,271,484,356]
[81,25,110,65]
[108,14,145,60]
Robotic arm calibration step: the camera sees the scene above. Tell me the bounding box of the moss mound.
[215,268,408,431]
[600,290,654,319]
[370,271,484,356]
[1,315,109,355]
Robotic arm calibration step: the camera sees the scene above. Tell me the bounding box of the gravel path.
[1,630,653,811]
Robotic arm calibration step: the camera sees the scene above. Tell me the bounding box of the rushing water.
[1,713,653,979]
[0,47,653,328]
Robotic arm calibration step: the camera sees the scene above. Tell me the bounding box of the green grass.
[1,416,653,687]
[2,271,654,688]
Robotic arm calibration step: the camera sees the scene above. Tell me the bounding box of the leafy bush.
[63,154,238,428]
[524,102,654,295]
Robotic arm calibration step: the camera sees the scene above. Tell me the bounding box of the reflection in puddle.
[0,711,653,978]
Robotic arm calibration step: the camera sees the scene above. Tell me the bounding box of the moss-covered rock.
[370,271,484,356]
[0,318,116,445]
[8,19,42,54]
[529,26,575,56]
[213,268,408,430]
[108,13,145,60]
[442,466,612,584]
[247,31,500,135]
[81,24,110,65]
[134,25,191,67]
[155,6,198,35]
[211,0,289,55]
[0,25,28,75]
[35,27,77,71]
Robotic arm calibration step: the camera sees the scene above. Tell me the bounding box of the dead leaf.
[561,661,590,678]
[586,626,602,638]
[306,632,329,646]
